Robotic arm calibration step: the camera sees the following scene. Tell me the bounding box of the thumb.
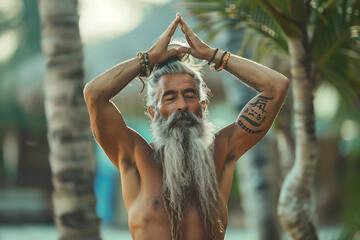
[177,47,191,54]
[167,48,179,57]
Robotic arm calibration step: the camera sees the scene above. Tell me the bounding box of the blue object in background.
[94,144,118,225]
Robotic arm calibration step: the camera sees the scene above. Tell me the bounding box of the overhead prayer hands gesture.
[147,13,216,67]
[177,13,215,61]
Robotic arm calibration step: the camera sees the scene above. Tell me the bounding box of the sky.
[78,0,170,44]
[0,0,171,62]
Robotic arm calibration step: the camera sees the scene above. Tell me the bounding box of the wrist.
[146,49,156,68]
[212,49,225,65]
[205,47,217,62]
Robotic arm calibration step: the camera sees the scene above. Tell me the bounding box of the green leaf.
[311,0,340,49]
[288,0,307,22]
[315,30,349,69]
[259,1,303,38]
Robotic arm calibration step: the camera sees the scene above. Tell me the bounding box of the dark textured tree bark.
[38,1,101,239]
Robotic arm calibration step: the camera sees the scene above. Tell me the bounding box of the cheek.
[192,103,202,115]
[158,104,174,117]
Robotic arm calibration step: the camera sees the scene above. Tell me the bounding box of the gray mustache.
[166,111,201,129]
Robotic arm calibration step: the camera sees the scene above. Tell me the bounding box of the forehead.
[158,74,198,93]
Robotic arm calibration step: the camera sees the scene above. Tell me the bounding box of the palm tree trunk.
[277,38,318,240]
[38,1,101,239]
[274,98,295,180]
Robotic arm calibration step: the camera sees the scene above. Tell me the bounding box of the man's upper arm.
[85,96,134,168]
[226,89,287,160]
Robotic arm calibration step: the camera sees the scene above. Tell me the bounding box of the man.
[84,13,289,240]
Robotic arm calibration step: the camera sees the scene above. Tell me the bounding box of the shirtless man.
[84,13,289,240]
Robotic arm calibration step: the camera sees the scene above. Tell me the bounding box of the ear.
[201,101,207,111]
[148,106,155,119]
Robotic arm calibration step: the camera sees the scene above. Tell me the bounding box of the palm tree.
[182,0,360,239]
[38,0,101,239]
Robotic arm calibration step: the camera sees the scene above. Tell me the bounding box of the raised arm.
[83,15,183,168]
[178,14,289,160]
[219,52,289,159]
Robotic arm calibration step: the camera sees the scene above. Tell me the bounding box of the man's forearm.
[212,50,289,94]
[84,57,141,100]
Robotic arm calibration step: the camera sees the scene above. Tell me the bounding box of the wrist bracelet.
[143,52,151,77]
[208,48,219,65]
[210,51,227,70]
[216,52,231,72]
[137,51,151,77]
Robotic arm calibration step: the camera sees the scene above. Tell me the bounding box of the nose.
[176,96,187,112]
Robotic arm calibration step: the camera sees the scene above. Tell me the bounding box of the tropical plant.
[37,0,101,239]
[182,0,360,239]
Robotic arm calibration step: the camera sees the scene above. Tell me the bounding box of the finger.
[166,48,179,58]
[176,13,185,34]
[179,16,195,37]
[185,34,195,49]
[164,15,180,37]
[179,24,185,34]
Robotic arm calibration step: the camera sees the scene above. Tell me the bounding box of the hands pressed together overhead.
[147,13,215,67]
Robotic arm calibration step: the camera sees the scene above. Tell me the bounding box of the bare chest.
[128,189,228,240]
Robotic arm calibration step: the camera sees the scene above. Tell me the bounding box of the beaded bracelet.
[137,52,146,77]
[137,51,151,77]
[208,48,219,65]
[215,52,231,72]
[210,51,227,70]
[143,52,151,77]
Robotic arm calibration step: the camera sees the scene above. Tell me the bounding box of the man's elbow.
[83,82,100,105]
[272,76,290,97]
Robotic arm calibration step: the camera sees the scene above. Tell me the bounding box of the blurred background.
[0,0,359,239]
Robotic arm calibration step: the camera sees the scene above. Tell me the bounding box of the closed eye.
[165,97,176,101]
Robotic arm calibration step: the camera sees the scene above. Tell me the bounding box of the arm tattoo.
[237,94,273,134]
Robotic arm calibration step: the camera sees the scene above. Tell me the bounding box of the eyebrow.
[183,88,198,95]
[162,90,177,99]
[162,88,198,99]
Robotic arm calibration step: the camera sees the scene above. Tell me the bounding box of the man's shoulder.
[214,122,237,143]
[115,127,154,166]
[127,127,153,149]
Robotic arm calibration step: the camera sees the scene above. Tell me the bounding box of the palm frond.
[267,0,289,15]
[259,1,302,38]
[182,0,360,107]
[311,0,360,107]
[321,67,360,109]
[182,0,289,56]
[287,0,308,22]
[253,37,274,62]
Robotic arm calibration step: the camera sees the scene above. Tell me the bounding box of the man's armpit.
[236,94,273,134]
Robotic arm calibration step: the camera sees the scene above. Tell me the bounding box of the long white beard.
[151,110,222,238]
